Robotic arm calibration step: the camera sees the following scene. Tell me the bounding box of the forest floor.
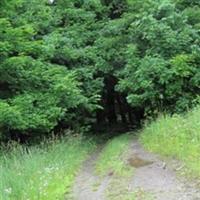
[70,139,200,200]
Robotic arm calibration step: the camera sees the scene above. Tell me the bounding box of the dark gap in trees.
[95,75,144,133]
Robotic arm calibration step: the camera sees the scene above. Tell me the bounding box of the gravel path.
[71,140,200,200]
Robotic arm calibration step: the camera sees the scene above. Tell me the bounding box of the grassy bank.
[0,135,96,200]
[140,106,200,177]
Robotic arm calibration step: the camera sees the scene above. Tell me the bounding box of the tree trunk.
[116,93,127,123]
[104,75,117,124]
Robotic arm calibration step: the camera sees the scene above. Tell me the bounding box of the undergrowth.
[140,106,200,178]
[0,135,96,200]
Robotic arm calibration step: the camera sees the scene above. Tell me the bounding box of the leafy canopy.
[0,0,199,139]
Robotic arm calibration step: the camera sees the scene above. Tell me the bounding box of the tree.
[0,0,199,140]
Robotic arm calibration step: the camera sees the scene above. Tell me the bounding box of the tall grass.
[0,135,95,200]
[140,106,200,177]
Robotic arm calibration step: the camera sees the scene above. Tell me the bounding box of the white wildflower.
[4,188,12,194]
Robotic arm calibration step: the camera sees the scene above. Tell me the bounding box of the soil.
[71,140,200,200]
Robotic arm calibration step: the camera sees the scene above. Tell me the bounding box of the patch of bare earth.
[128,141,200,200]
[71,147,112,200]
[71,140,200,200]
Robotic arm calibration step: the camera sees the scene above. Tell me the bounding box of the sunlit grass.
[0,135,96,200]
[140,106,200,178]
[95,133,134,177]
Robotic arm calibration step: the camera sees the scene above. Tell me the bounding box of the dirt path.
[71,140,200,200]
[128,141,200,200]
[71,147,112,200]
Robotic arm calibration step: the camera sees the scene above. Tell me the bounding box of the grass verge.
[95,133,133,177]
[140,106,200,178]
[0,135,96,200]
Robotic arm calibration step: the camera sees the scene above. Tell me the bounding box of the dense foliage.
[0,0,199,139]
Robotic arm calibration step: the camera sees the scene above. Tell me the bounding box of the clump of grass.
[140,106,200,177]
[0,135,96,200]
[95,133,134,177]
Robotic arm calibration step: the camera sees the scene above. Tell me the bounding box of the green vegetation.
[140,106,200,177]
[96,134,133,177]
[0,0,199,198]
[0,135,95,200]
[0,0,199,140]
